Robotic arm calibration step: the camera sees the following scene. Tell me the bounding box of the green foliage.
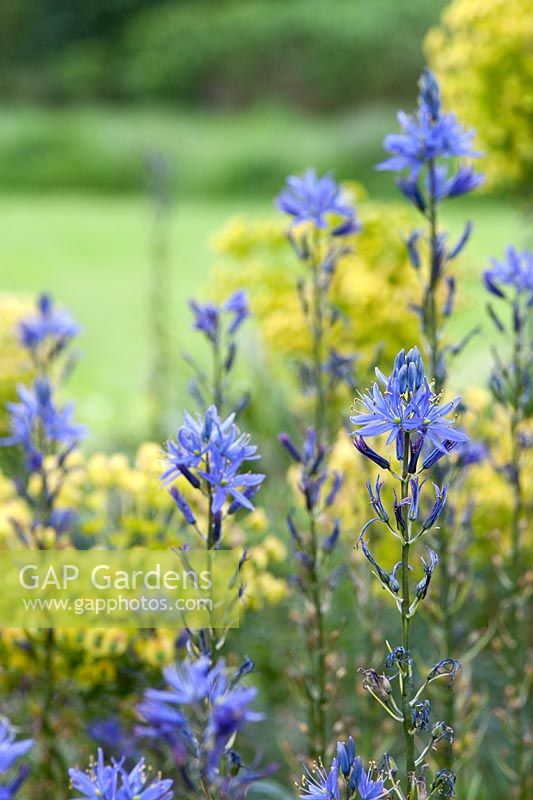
[0,0,446,108]
[0,105,394,195]
[120,0,447,109]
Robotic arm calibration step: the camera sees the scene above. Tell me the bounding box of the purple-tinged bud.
[406,231,421,269]
[366,476,389,523]
[353,436,390,470]
[393,348,407,372]
[278,433,302,463]
[408,434,424,473]
[212,511,222,544]
[415,546,439,599]
[238,547,250,569]
[235,657,254,681]
[397,177,426,212]
[421,484,448,530]
[336,737,356,777]
[419,68,441,120]
[422,440,456,470]
[224,341,237,372]
[393,489,409,533]
[397,363,408,393]
[179,465,201,489]
[513,300,522,333]
[443,276,455,317]
[323,520,340,553]
[448,221,472,259]
[483,271,505,298]
[286,513,302,546]
[408,477,420,521]
[168,486,196,525]
[303,428,317,462]
[325,471,343,507]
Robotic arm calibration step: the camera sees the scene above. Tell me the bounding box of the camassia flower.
[299,742,385,800]
[190,290,250,345]
[377,69,482,193]
[350,347,467,460]
[275,168,359,235]
[137,656,268,795]
[1,378,86,471]
[18,293,79,356]
[162,406,264,524]
[68,748,173,800]
[0,717,33,799]
[484,246,533,304]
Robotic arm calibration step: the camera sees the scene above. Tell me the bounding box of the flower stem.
[401,433,415,797]
[308,510,327,758]
[400,432,415,792]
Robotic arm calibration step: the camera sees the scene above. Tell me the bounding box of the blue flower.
[18,293,79,354]
[0,718,33,775]
[351,348,467,460]
[190,300,220,344]
[68,749,174,800]
[484,246,533,304]
[138,657,264,790]
[378,70,479,179]
[198,448,264,514]
[223,290,250,335]
[355,763,386,800]
[190,291,250,345]
[161,407,262,516]
[299,758,340,800]
[145,657,212,707]
[1,379,86,471]
[336,737,356,777]
[276,169,359,235]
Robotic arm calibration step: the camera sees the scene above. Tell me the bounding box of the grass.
[0,104,526,444]
[0,189,525,448]
[0,103,398,197]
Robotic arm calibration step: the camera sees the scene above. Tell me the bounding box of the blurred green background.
[0,0,526,446]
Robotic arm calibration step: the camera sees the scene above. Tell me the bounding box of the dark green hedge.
[1,0,446,109]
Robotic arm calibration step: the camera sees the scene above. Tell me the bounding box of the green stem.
[426,160,442,395]
[310,245,326,442]
[400,433,415,792]
[509,315,527,797]
[308,511,327,758]
[213,337,224,414]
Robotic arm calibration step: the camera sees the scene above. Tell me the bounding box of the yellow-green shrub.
[426,0,533,191]
[212,189,419,392]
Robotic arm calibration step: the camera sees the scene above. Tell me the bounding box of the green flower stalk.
[276,169,360,757]
[351,346,467,797]
[484,246,533,798]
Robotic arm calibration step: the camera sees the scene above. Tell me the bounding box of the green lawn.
[0,190,525,447]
